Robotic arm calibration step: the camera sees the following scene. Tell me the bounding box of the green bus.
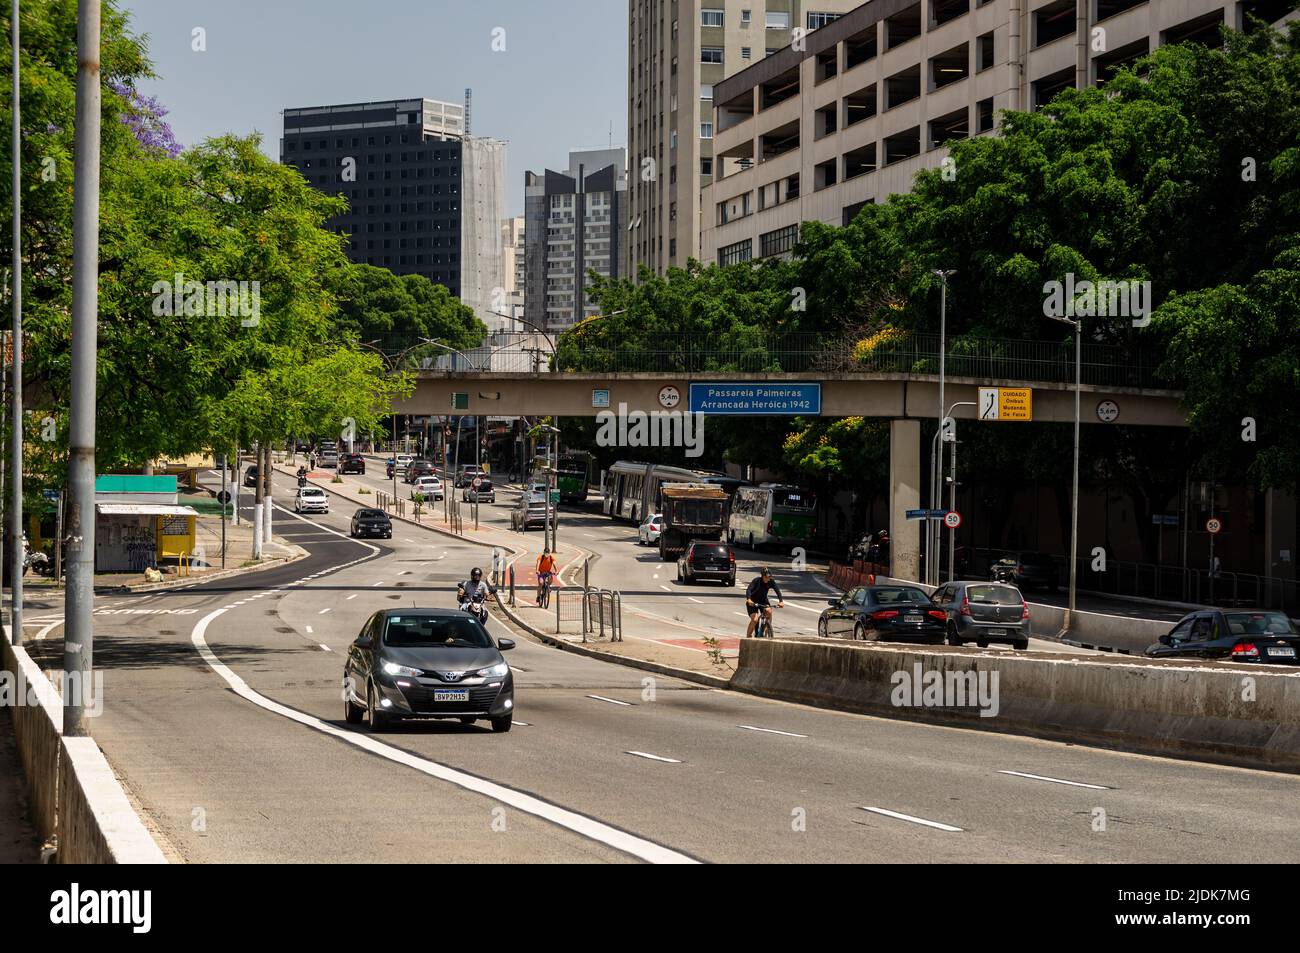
[728,484,818,550]
[556,452,592,504]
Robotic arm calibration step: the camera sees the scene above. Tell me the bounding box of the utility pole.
[65,0,100,736]
[9,0,22,645]
[219,453,227,569]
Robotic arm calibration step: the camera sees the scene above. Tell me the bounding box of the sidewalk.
[0,709,39,863]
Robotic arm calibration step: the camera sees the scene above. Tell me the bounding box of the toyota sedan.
[344,609,516,731]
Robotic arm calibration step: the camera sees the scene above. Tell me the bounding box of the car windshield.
[693,545,730,557]
[301,489,324,498]
[356,509,386,519]
[967,585,1022,605]
[872,587,932,605]
[383,615,494,648]
[1225,612,1296,636]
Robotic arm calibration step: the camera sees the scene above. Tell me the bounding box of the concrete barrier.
[732,638,1300,772]
[2,639,61,842]
[1,638,167,863]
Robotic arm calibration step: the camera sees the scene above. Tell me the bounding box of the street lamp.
[1046,312,1082,631]
[930,270,957,586]
[538,424,561,552]
[926,400,975,585]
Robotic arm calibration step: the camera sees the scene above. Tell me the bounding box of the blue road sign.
[689,382,821,415]
[42,489,60,502]
[906,509,927,520]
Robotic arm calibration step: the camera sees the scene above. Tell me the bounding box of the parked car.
[350,508,392,539]
[462,476,495,503]
[990,552,1059,591]
[637,514,664,546]
[242,465,259,488]
[677,541,736,586]
[343,609,516,732]
[817,584,947,644]
[931,580,1031,650]
[1145,609,1300,664]
[338,452,366,475]
[410,475,444,501]
[510,494,553,531]
[294,486,329,514]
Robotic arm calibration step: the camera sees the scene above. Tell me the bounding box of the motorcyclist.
[296,464,308,487]
[744,567,785,638]
[456,567,494,605]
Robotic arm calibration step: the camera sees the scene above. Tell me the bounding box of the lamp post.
[930,270,956,586]
[538,424,561,552]
[10,0,23,646]
[1046,312,1082,630]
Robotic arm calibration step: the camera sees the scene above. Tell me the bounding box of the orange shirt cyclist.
[535,549,557,599]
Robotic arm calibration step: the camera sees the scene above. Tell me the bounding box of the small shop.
[93,476,198,572]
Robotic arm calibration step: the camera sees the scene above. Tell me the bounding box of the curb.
[91,544,311,595]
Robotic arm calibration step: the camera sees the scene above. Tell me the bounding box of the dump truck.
[657,483,729,559]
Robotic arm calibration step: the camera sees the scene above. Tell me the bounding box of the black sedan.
[1145,609,1300,664]
[344,609,516,731]
[339,452,366,475]
[818,584,947,644]
[350,508,392,539]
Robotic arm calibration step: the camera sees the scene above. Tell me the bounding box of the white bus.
[602,461,714,524]
[728,484,818,549]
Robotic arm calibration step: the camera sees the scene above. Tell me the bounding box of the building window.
[741,9,752,25]
[701,121,714,139]
[701,47,724,64]
[701,157,714,175]
[761,224,799,258]
[718,239,753,266]
[766,11,790,29]
[701,85,714,100]
[701,9,724,27]
[807,12,843,30]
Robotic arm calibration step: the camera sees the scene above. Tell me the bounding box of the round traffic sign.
[472,477,482,488]
[658,385,681,409]
[1206,517,1222,535]
[1096,399,1120,423]
[944,511,963,529]
[216,490,231,504]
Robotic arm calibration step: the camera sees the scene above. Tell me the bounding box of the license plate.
[1267,647,1296,658]
[906,614,923,622]
[433,690,469,702]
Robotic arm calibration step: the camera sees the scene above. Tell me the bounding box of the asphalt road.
[18,465,1300,863]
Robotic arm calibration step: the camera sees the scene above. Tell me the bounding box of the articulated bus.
[555,452,592,504]
[603,461,717,524]
[728,484,818,549]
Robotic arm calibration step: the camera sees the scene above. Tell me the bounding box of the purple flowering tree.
[107,79,182,158]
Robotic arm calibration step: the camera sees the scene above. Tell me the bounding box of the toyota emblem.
[441,672,463,682]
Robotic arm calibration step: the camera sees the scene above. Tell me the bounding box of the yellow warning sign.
[999,388,1032,421]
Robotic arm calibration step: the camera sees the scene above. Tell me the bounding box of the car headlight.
[477,662,509,678]
[382,661,422,677]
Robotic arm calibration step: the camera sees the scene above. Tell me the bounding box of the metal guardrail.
[377,331,1171,389]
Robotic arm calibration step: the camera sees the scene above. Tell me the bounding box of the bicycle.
[536,572,553,609]
[750,603,780,639]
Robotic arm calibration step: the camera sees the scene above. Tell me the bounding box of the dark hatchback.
[818,585,947,644]
[1145,609,1300,665]
[350,508,392,539]
[242,465,259,488]
[339,452,366,475]
[677,541,736,586]
[344,609,516,731]
[405,459,437,484]
[992,552,1059,591]
[932,580,1031,649]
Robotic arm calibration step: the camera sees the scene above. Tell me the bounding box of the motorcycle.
[991,561,1017,584]
[459,589,490,625]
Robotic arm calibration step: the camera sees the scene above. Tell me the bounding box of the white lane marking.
[318,608,332,615]
[513,721,531,727]
[785,602,823,614]
[305,625,314,634]
[860,807,963,832]
[346,594,358,600]
[688,597,704,604]
[583,533,598,539]
[625,751,682,764]
[659,585,672,592]
[733,612,748,618]
[586,694,633,707]
[372,581,385,587]
[319,644,331,652]
[189,609,694,864]
[739,725,808,738]
[997,770,1110,790]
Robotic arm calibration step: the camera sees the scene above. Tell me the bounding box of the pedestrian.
[1210,554,1221,578]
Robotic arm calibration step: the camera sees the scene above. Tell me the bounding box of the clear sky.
[119,0,628,217]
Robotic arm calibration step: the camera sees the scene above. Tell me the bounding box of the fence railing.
[383,331,1172,389]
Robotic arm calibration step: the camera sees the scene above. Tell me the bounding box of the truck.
[657,484,729,559]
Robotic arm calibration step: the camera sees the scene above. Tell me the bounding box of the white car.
[394,453,415,474]
[294,486,329,514]
[638,514,664,545]
[410,475,444,501]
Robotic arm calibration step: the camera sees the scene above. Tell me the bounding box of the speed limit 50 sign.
[1206,517,1222,535]
[943,511,963,529]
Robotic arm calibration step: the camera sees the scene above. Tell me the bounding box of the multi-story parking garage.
[702,0,1296,264]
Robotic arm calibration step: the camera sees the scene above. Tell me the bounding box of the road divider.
[730,638,1300,773]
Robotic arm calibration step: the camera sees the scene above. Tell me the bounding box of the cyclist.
[535,547,557,607]
[745,567,785,638]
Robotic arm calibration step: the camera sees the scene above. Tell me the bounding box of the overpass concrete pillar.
[889,419,921,582]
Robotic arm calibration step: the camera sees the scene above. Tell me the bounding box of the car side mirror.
[355,635,373,649]
[828,599,842,608]
[1158,634,1172,646]
[497,638,515,651]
